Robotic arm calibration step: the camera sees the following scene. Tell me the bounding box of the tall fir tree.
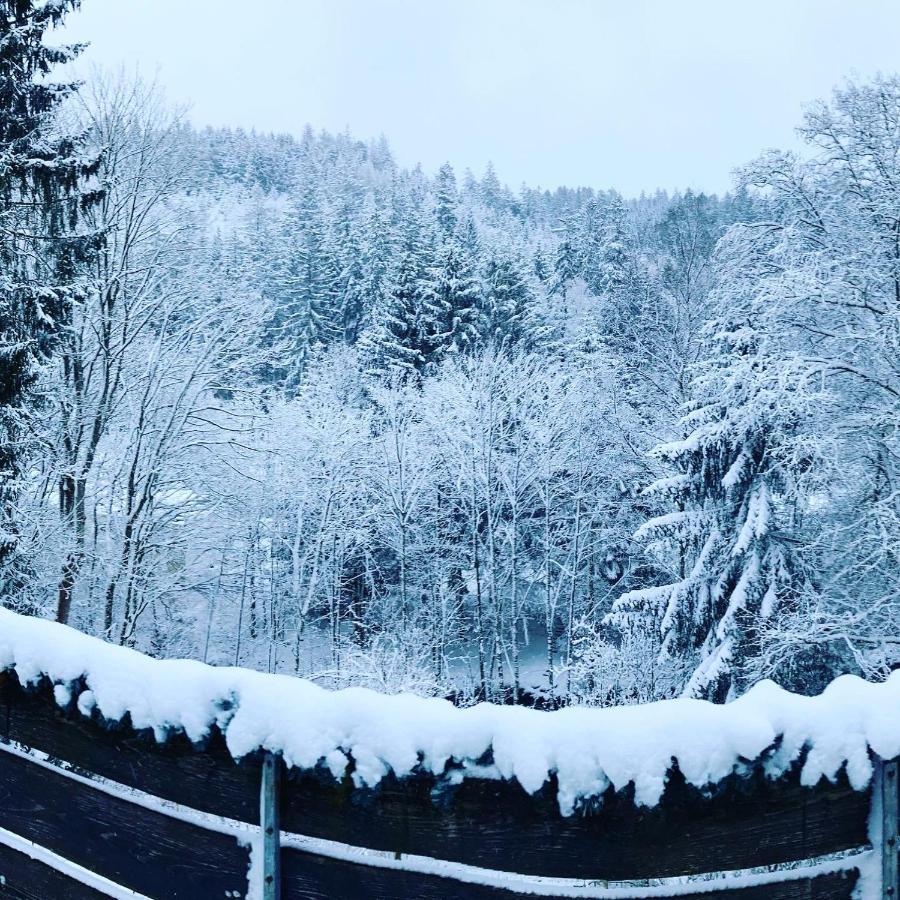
[585,195,635,300]
[550,219,581,301]
[608,254,816,700]
[358,248,427,378]
[482,252,550,351]
[260,210,332,390]
[435,162,458,236]
[0,0,102,612]
[420,239,483,371]
[479,161,504,211]
[339,196,393,343]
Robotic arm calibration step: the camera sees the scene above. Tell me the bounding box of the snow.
[0,824,153,900]
[682,637,734,700]
[731,484,770,557]
[1,607,899,816]
[276,832,870,898]
[721,449,750,492]
[640,474,690,497]
[632,511,703,543]
[714,553,759,642]
[0,738,872,900]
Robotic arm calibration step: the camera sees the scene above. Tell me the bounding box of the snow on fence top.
[1,607,898,816]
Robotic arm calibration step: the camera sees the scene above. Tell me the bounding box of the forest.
[2,1,899,709]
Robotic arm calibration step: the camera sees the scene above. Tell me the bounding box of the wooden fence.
[0,670,896,900]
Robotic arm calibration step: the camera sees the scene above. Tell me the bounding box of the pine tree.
[531,244,552,285]
[258,197,339,391]
[358,249,427,378]
[457,213,480,257]
[608,283,813,700]
[586,195,634,299]
[479,161,503,211]
[285,223,338,387]
[360,198,437,378]
[0,0,102,610]
[420,240,483,370]
[339,196,392,343]
[435,163,458,236]
[582,196,653,366]
[482,252,550,351]
[551,224,580,300]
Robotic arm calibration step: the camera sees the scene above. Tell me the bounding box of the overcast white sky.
[59,0,900,196]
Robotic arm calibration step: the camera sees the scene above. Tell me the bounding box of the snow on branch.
[632,511,706,544]
[1,608,898,816]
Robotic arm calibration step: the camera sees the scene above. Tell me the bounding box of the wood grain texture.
[0,670,874,891]
[0,842,110,900]
[0,748,250,900]
[279,760,870,880]
[0,670,260,824]
[281,847,859,900]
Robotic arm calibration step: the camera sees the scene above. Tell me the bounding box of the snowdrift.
[1,607,898,815]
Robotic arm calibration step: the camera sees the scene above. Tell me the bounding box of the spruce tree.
[479,161,503,211]
[551,225,580,300]
[420,240,483,370]
[358,249,427,379]
[339,197,392,344]
[259,192,342,390]
[0,0,101,610]
[281,230,335,389]
[435,163,458,236]
[586,195,635,299]
[358,199,436,378]
[483,252,549,351]
[531,244,552,285]
[609,304,812,700]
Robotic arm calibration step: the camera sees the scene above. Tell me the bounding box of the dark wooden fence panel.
[0,671,260,825]
[0,670,886,900]
[0,843,110,900]
[0,748,250,899]
[279,762,870,880]
[281,848,858,900]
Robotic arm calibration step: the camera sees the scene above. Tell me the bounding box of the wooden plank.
[261,752,282,900]
[281,846,858,899]
[0,670,872,885]
[0,841,110,900]
[280,760,869,880]
[0,670,260,825]
[0,747,250,900]
[882,757,899,899]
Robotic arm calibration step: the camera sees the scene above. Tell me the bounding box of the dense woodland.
[2,2,899,706]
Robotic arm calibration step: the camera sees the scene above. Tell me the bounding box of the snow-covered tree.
[608,299,815,701]
[482,251,550,351]
[420,240,484,369]
[0,0,101,611]
[359,250,427,378]
[435,162,458,235]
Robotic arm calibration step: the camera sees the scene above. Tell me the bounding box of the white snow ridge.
[1,607,898,816]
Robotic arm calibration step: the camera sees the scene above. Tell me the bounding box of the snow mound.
[1,608,898,815]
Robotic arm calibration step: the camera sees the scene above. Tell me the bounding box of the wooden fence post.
[881,757,899,899]
[260,752,282,900]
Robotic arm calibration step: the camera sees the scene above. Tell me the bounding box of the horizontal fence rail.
[0,671,896,899]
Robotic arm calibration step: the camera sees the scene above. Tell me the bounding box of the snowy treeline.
[1,4,897,705]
